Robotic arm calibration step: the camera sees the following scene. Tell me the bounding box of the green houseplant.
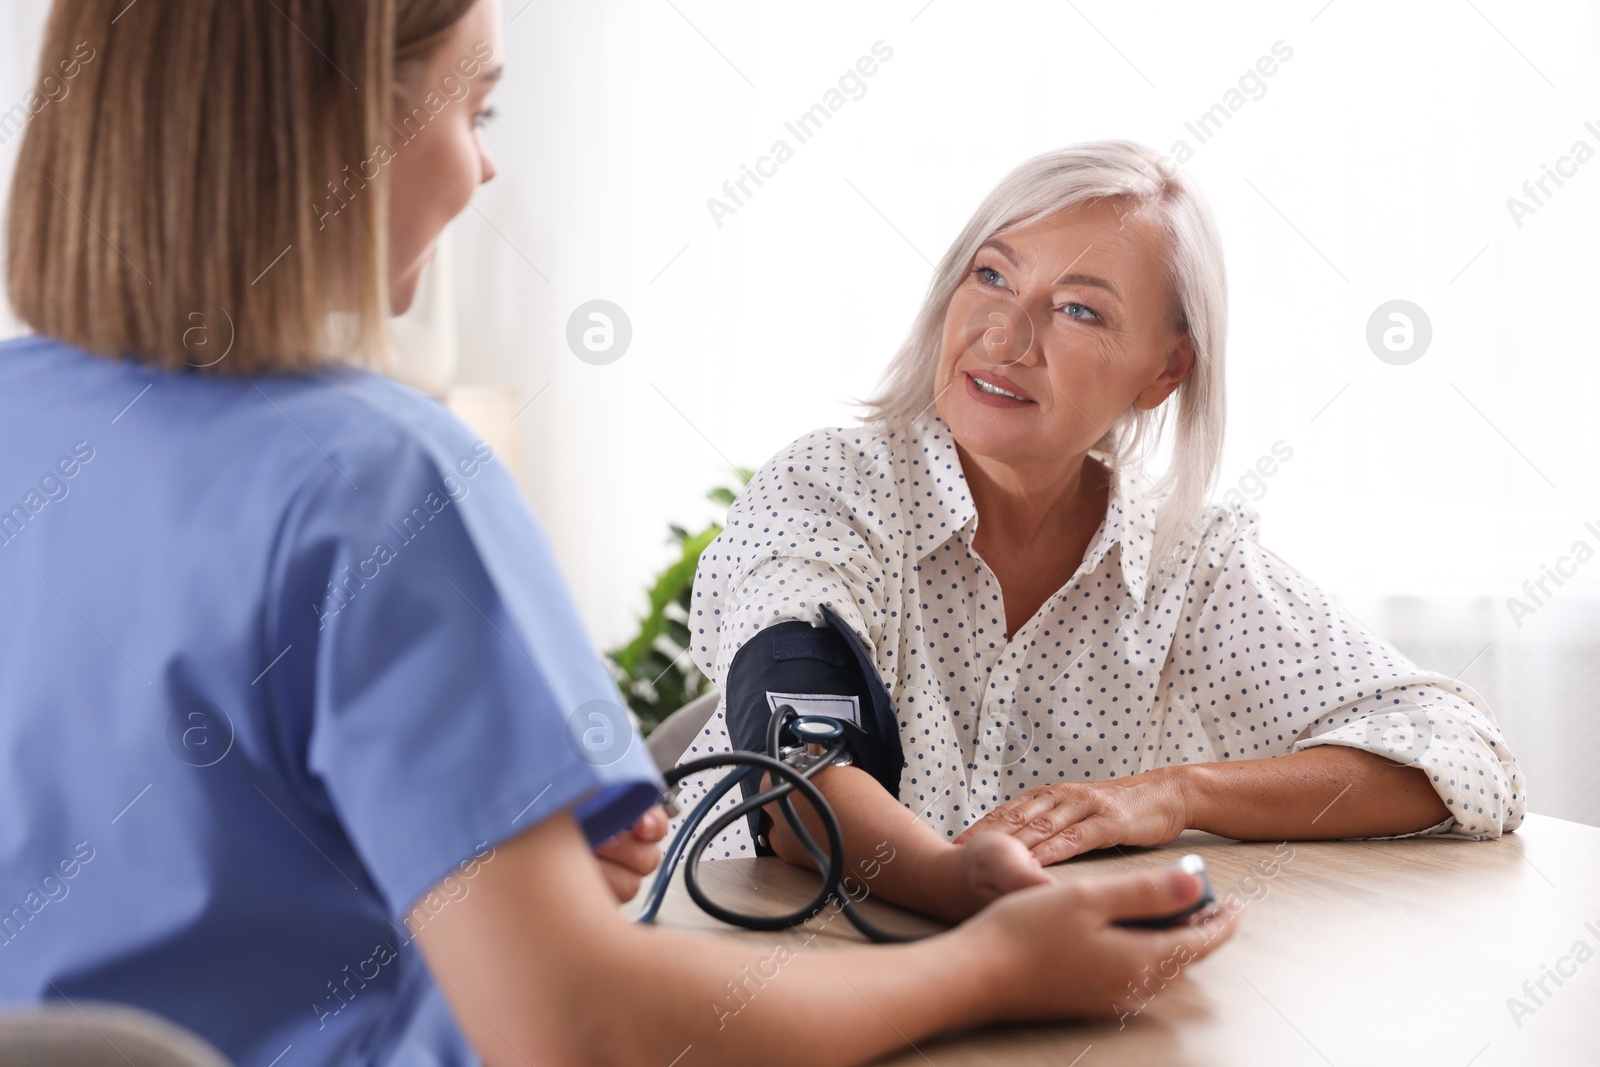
[607,470,752,735]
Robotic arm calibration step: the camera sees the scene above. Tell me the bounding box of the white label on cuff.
[765,692,862,729]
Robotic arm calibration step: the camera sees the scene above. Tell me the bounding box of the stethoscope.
[633,704,921,943]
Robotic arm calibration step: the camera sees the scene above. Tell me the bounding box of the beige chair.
[0,1002,232,1067]
[646,689,721,771]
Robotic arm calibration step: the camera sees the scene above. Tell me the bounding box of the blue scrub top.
[0,337,663,1066]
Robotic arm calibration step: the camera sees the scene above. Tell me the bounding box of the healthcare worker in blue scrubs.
[0,1,1236,1064]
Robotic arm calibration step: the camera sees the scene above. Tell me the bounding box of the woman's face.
[933,199,1194,476]
[387,0,503,315]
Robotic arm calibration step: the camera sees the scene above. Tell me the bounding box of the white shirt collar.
[901,409,1154,611]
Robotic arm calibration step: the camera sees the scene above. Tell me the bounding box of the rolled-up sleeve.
[1165,502,1526,839]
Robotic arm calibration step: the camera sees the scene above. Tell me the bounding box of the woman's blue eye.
[1060,302,1100,322]
[475,107,498,130]
[974,266,1005,287]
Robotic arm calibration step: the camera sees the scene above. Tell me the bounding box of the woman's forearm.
[585,915,1002,1067]
[1176,744,1450,840]
[762,765,988,921]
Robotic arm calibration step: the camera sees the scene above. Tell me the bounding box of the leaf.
[606,476,747,730]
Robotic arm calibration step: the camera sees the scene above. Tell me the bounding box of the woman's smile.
[965,369,1036,406]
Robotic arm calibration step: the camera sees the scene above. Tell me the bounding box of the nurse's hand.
[965,863,1240,1023]
[953,771,1188,865]
[594,806,668,903]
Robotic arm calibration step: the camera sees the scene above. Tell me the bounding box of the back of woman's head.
[5,0,477,374]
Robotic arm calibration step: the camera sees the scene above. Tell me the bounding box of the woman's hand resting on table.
[954,771,1189,865]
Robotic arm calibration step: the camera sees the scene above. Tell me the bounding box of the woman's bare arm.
[1182,745,1450,840]
[760,765,1051,922]
[958,746,1452,866]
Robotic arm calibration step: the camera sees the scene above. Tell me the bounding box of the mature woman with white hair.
[684,140,1526,920]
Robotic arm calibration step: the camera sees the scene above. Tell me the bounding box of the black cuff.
[723,610,903,855]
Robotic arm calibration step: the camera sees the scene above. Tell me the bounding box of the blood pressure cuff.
[723,606,903,856]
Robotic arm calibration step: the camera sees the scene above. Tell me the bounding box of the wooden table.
[643,813,1600,1065]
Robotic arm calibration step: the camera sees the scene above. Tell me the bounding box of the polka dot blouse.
[677,411,1526,857]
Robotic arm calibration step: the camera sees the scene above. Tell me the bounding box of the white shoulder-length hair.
[862,139,1228,577]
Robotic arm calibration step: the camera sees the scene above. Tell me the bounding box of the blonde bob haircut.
[863,140,1228,575]
[5,0,477,375]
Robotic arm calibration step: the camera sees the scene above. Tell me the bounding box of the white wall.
[441,0,1600,644]
[4,0,1598,820]
[452,0,1600,822]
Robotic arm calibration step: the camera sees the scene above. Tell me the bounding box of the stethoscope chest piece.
[781,716,853,769]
